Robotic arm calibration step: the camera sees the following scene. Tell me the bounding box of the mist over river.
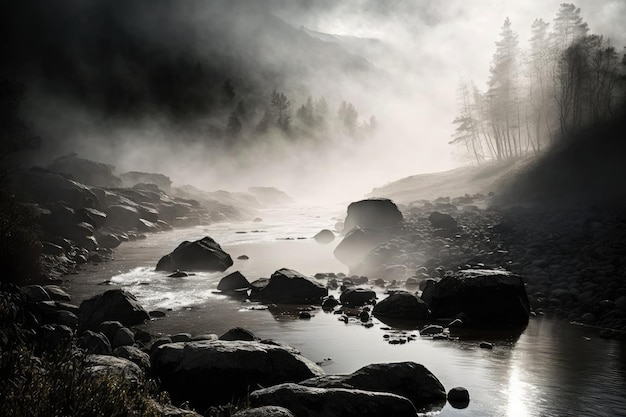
[66,205,626,417]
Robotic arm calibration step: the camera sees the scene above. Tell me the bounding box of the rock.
[428,212,458,229]
[217,271,250,292]
[38,324,74,351]
[79,207,107,228]
[120,171,172,191]
[150,310,166,318]
[171,333,192,343]
[250,383,417,417]
[151,403,202,417]
[447,387,470,409]
[313,229,335,244]
[420,325,444,336]
[254,268,328,304]
[421,269,530,326]
[47,153,122,187]
[219,327,259,341]
[373,291,431,321]
[232,406,296,417]
[114,345,151,372]
[150,336,172,354]
[112,327,136,348]
[405,277,419,287]
[615,296,626,311]
[52,310,79,328]
[137,218,159,232]
[301,362,446,410]
[78,289,150,332]
[343,198,403,233]
[151,340,324,409]
[339,288,376,306]
[238,255,250,260]
[168,270,189,278]
[156,236,233,272]
[21,285,51,302]
[479,341,494,349]
[42,241,65,256]
[322,295,340,310]
[84,354,143,384]
[43,285,72,302]
[333,227,384,268]
[105,205,141,229]
[385,265,408,280]
[95,231,122,249]
[78,330,112,354]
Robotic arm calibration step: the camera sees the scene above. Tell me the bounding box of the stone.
[79,207,107,229]
[254,268,328,304]
[219,327,258,341]
[373,291,431,321]
[38,324,74,351]
[420,325,444,336]
[232,406,296,417]
[447,387,470,409]
[114,345,151,372]
[217,271,250,292]
[333,227,384,268]
[250,383,417,417]
[21,285,51,302]
[322,295,340,310]
[112,327,136,348]
[313,229,335,244]
[43,285,72,302]
[84,354,143,384]
[47,153,122,187]
[428,212,457,230]
[339,288,377,306]
[156,236,233,272]
[479,341,494,349]
[301,362,446,410]
[78,330,112,354]
[168,271,189,278]
[104,205,141,229]
[151,340,324,409]
[78,289,150,332]
[343,198,403,232]
[237,255,250,260]
[95,231,122,249]
[171,333,192,343]
[421,269,530,326]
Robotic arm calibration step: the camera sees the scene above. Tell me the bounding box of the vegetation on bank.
[451,3,626,163]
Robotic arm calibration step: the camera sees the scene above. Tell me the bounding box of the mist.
[6,0,626,203]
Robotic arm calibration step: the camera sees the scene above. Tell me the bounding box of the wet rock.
[78,289,150,332]
[314,229,335,244]
[95,231,122,249]
[219,327,258,341]
[299,311,312,319]
[421,269,530,326]
[343,198,403,233]
[151,340,324,409]
[447,387,470,409]
[150,310,166,318]
[301,361,446,410]
[253,268,327,304]
[420,325,444,336]
[339,288,376,307]
[250,383,417,417]
[217,271,250,292]
[479,341,493,349]
[373,291,431,321]
[322,295,340,310]
[156,236,233,272]
[168,270,189,278]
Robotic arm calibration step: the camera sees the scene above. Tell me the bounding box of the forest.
[451,3,626,163]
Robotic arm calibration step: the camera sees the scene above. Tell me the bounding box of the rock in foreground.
[252,268,328,304]
[421,269,530,326]
[156,236,233,272]
[300,361,446,411]
[250,383,417,417]
[78,289,150,332]
[151,340,324,409]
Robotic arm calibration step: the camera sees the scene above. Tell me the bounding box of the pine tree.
[338,101,358,136]
[270,90,291,132]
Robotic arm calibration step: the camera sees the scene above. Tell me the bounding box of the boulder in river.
[217,271,250,292]
[151,340,324,409]
[339,287,377,306]
[300,361,446,411]
[372,291,431,321]
[253,268,328,304]
[250,383,417,417]
[156,236,233,272]
[420,269,530,326]
[343,198,403,233]
[78,289,150,332]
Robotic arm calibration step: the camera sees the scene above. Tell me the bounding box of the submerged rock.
[156,236,233,272]
[151,340,324,409]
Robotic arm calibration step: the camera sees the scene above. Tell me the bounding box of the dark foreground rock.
[78,289,150,331]
[421,269,530,326]
[373,291,431,321]
[232,406,296,417]
[250,383,417,417]
[343,198,403,232]
[300,361,446,411]
[217,271,250,292]
[151,340,324,409]
[156,236,233,272]
[252,268,327,304]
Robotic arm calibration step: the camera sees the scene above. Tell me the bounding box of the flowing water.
[66,205,626,417]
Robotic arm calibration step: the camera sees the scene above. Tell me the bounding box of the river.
[65,205,626,417]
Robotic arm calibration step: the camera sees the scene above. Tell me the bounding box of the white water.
[66,204,626,417]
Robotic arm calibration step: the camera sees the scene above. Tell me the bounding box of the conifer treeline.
[451,3,625,163]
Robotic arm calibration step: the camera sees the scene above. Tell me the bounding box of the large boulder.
[104,205,141,230]
[217,271,250,292]
[343,198,403,233]
[78,289,150,332]
[151,340,324,409]
[250,383,417,417]
[339,287,376,306]
[253,268,328,304]
[300,362,446,411]
[84,354,144,383]
[156,236,233,272]
[47,153,123,188]
[428,212,458,230]
[333,227,384,269]
[232,406,295,417]
[373,291,431,321]
[420,269,530,326]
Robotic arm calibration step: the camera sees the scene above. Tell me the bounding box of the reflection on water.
[65,206,626,417]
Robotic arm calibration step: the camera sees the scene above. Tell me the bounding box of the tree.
[527,18,554,149]
[550,3,589,51]
[296,96,315,128]
[225,110,242,139]
[338,101,358,136]
[450,79,485,164]
[270,90,291,132]
[314,96,329,127]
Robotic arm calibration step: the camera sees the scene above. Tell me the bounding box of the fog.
[10,0,626,203]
